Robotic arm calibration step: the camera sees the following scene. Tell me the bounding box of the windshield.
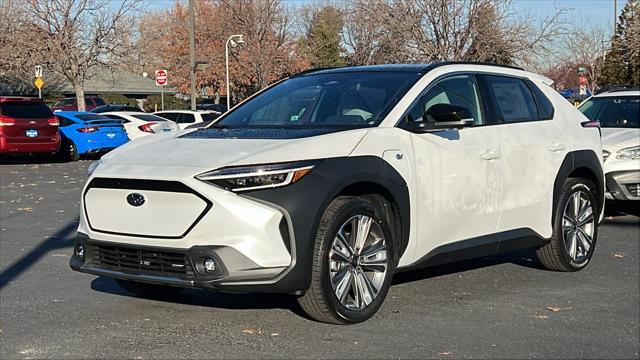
[579,96,640,128]
[214,71,421,129]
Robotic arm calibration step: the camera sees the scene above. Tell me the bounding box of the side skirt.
[399,228,548,271]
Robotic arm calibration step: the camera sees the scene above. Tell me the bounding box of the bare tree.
[554,21,610,92]
[343,0,568,67]
[24,0,141,110]
[0,0,51,94]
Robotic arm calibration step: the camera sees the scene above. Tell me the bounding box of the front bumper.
[70,234,288,292]
[605,170,640,201]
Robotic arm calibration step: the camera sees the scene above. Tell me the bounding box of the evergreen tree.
[302,6,346,68]
[599,0,640,85]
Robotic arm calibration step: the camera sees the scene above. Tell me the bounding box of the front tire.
[536,178,599,271]
[297,195,396,324]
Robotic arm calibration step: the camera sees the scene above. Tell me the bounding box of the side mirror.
[425,103,474,129]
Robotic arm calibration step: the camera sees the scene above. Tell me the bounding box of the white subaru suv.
[579,87,639,216]
[71,63,604,324]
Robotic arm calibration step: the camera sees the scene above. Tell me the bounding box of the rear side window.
[156,112,179,121]
[483,75,539,123]
[178,113,195,124]
[201,113,220,122]
[528,81,555,119]
[0,102,53,118]
[56,115,76,127]
[94,98,106,106]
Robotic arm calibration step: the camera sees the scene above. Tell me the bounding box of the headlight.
[616,146,640,160]
[196,160,319,192]
[87,160,102,176]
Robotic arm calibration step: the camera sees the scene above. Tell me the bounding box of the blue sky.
[512,0,626,37]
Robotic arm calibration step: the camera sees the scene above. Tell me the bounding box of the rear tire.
[115,279,184,298]
[297,195,396,324]
[536,178,599,271]
[60,139,80,161]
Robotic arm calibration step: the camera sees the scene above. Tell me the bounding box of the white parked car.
[153,110,221,130]
[579,87,639,215]
[101,112,180,140]
[72,63,604,324]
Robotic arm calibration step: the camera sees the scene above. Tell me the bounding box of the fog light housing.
[75,244,85,260]
[203,257,216,273]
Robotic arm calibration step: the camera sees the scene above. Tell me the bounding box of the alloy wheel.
[562,190,595,262]
[328,214,388,310]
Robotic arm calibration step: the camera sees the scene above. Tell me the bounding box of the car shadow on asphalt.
[90,276,310,318]
[602,215,640,226]
[0,218,78,291]
[0,154,100,165]
[392,248,544,286]
[87,249,543,319]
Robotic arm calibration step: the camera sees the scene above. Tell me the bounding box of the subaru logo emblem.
[126,193,145,207]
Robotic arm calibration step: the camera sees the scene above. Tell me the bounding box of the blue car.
[54,111,129,161]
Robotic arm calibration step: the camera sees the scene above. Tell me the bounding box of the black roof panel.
[293,61,525,77]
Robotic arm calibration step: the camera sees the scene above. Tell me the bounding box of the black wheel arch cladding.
[553,150,604,223]
[242,155,410,293]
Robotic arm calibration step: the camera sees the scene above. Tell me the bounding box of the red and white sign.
[578,75,587,86]
[155,70,168,86]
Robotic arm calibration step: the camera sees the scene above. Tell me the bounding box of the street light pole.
[188,0,196,111]
[225,34,244,111]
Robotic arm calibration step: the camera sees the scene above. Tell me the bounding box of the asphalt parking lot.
[0,160,638,359]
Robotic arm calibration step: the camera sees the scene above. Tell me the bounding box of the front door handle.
[547,143,567,152]
[481,149,501,160]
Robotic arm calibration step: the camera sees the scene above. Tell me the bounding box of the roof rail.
[595,85,640,95]
[425,61,525,71]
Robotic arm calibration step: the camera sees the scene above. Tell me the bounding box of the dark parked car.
[51,96,106,111]
[0,96,61,155]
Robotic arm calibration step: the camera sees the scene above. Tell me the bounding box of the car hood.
[601,128,640,152]
[98,128,369,175]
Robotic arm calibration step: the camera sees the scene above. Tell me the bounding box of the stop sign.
[155,70,168,86]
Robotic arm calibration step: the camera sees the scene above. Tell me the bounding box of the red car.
[50,96,105,111]
[0,96,61,154]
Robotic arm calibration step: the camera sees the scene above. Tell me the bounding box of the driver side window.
[422,74,484,125]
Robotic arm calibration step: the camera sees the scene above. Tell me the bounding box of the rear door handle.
[481,149,501,160]
[547,143,567,152]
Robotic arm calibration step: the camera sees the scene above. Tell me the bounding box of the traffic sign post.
[34,65,44,99]
[155,70,168,110]
[34,77,44,99]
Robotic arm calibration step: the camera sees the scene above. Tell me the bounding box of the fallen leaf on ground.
[17,207,33,212]
[534,314,550,320]
[242,328,263,335]
[52,253,67,257]
[613,254,624,259]
[438,352,453,356]
[546,306,573,312]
